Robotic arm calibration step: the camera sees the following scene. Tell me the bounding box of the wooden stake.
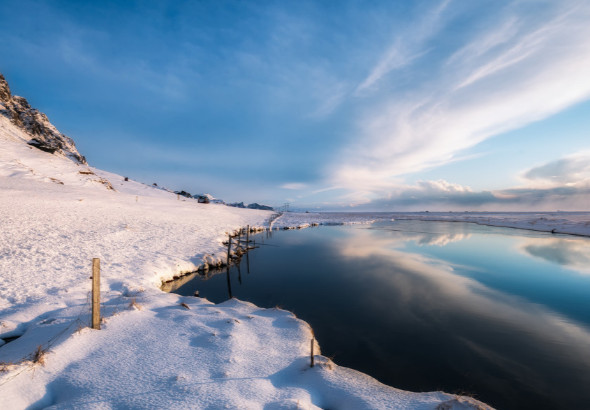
[227,234,231,267]
[226,234,233,299]
[246,225,250,249]
[310,338,315,367]
[92,258,101,330]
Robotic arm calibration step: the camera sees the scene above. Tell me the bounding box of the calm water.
[170,220,590,409]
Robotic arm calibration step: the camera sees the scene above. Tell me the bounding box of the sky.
[1,0,590,211]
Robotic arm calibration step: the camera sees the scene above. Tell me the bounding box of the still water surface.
[171,220,590,409]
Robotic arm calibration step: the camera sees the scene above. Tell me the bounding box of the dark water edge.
[169,221,590,410]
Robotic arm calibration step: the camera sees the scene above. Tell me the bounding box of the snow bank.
[0,294,477,409]
[0,116,490,409]
[272,212,377,230]
[390,212,590,237]
[272,211,590,237]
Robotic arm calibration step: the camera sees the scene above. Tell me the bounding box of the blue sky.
[1,0,589,210]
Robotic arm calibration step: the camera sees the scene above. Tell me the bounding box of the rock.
[0,73,87,164]
[247,203,274,211]
[174,190,192,198]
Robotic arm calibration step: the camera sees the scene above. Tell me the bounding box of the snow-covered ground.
[0,114,491,408]
[273,211,590,237]
[271,212,378,230]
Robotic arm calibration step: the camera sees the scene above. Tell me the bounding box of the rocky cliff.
[0,73,86,164]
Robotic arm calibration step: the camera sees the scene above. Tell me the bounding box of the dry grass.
[97,177,115,191]
[32,345,47,366]
[180,302,190,310]
[128,298,142,310]
[0,362,13,372]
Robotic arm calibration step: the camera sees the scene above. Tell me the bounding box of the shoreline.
[271,211,590,238]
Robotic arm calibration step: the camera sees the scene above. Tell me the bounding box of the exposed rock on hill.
[0,73,86,164]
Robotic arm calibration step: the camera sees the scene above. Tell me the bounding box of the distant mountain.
[0,73,86,164]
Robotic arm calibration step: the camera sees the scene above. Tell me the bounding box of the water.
[170,220,590,409]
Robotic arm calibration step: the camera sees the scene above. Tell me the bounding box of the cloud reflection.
[334,227,590,393]
[520,237,590,274]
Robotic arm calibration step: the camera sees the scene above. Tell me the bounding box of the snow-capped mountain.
[0,73,86,164]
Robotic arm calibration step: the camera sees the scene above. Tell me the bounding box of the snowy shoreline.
[271,211,590,238]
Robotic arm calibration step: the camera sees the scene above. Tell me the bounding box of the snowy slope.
[0,114,490,408]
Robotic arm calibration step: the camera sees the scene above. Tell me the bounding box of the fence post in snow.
[92,258,101,330]
[310,338,315,367]
[226,234,233,299]
[227,234,231,267]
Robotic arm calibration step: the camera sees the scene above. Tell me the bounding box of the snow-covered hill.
[0,76,490,409]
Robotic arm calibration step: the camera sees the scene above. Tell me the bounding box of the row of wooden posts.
[225,226,256,299]
[89,224,317,367]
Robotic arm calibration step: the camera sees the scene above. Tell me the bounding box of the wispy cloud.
[332,1,590,198]
[521,151,590,188]
[356,0,451,93]
[280,182,307,190]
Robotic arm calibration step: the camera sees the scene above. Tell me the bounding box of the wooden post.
[246,225,250,249]
[92,258,101,330]
[226,234,233,298]
[227,234,231,267]
[310,338,315,367]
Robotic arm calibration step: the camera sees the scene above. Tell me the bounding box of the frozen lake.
[171,220,590,409]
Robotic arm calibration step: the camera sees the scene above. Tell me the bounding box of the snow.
[271,212,377,230]
[273,211,590,237]
[390,212,590,237]
[0,114,491,409]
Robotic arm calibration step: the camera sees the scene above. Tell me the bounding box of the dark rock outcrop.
[228,202,273,211]
[0,73,86,164]
[246,203,274,211]
[175,190,193,198]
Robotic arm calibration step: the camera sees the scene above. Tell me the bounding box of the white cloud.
[280,182,307,190]
[356,0,451,93]
[333,1,590,197]
[521,151,590,188]
[344,153,590,211]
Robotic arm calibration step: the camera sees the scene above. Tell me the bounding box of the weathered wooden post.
[246,225,250,249]
[310,338,315,367]
[92,258,101,330]
[226,234,231,267]
[226,234,233,298]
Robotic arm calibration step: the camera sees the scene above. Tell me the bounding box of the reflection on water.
[521,237,590,274]
[172,220,590,410]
